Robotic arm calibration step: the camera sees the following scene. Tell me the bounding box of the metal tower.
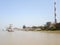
[54,0,57,24]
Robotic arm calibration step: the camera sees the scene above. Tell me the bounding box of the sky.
[0,0,60,29]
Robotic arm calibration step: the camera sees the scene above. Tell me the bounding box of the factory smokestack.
[54,0,57,24]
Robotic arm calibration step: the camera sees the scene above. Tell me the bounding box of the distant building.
[55,23,60,30]
[23,26,41,31]
[23,27,33,31]
[46,22,52,29]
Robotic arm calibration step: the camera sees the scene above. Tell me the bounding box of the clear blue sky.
[0,0,60,29]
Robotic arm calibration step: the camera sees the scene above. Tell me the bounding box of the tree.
[23,25,26,29]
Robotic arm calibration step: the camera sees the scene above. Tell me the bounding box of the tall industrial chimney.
[54,0,57,24]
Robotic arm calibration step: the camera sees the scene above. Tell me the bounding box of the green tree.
[23,25,26,29]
